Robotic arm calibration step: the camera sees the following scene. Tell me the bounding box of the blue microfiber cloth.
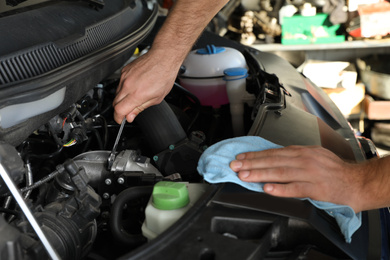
[197,136,362,243]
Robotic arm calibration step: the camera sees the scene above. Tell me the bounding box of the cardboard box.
[358,1,390,38]
[364,95,390,120]
[323,83,365,116]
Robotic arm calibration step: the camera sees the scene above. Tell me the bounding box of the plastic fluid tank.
[142,181,208,240]
[179,45,247,108]
[224,67,249,136]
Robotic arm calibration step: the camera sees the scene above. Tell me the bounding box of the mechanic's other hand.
[229,146,374,213]
[113,49,178,124]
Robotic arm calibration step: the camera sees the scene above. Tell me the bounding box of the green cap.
[152,181,189,210]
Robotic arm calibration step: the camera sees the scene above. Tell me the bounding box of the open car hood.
[0,1,381,260]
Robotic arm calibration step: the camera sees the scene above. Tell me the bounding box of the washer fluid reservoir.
[141,181,207,240]
[179,45,247,108]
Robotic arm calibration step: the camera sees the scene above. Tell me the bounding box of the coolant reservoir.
[179,45,247,108]
[141,181,207,240]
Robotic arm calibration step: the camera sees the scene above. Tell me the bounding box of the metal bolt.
[117,177,124,184]
[101,211,109,219]
[105,178,112,185]
[102,193,110,199]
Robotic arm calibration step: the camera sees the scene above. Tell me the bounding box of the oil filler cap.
[152,181,189,210]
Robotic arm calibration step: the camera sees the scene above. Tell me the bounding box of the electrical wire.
[0,208,21,218]
[25,145,63,161]
[63,139,77,147]
[0,169,61,198]
[82,99,99,119]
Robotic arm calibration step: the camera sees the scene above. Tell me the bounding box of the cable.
[82,99,99,119]
[94,115,108,149]
[0,169,61,198]
[25,145,63,161]
[0,208,21,218]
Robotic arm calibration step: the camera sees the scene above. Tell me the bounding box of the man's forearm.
[152,0,229,66]
[361,155,390,211]
[113,0,229,123]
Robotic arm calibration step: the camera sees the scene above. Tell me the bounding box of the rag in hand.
[197,136,361,243]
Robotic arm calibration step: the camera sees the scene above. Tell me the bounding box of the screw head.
[117,177,124,184]
[103,193,110,199]
[105,178,112,185]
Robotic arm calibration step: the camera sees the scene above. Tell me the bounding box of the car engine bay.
[0,43,285,259]
[0,0,382,259]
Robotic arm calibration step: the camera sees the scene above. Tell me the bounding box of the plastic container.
[281,14,345,45]
[179,45,247,108]
[141,181,208,240]
[224,67,249,136]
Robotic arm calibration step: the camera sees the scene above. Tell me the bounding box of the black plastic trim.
[1,4,156,106]
[0,1,158,145]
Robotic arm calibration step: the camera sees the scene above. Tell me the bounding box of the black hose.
[82,128,104,151]
[95,115,108,149]
[135,100,187,154]
[92,128,104,150]
[109,186,153,246]
[25,145,63,162]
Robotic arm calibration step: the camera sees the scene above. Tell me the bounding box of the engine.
[0,42,269,259]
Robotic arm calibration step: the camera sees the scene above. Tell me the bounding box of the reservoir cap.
[152,181,190,210]
[196,45,226,55]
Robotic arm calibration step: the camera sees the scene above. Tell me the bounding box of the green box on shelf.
[282,13,345,45]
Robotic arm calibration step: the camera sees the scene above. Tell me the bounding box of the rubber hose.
[135,100,187,154]
[109,186,153,246]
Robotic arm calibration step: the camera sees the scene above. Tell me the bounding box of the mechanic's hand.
[229,146,377,213]
[113,49,179,124]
